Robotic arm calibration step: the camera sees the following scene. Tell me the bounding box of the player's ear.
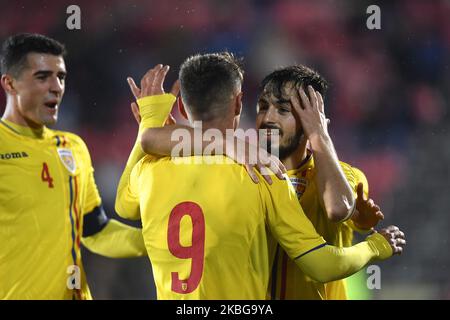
[1,74,17,95]
[234,91,243,116]
[178,97,189,120]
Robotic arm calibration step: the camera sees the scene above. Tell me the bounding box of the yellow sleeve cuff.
[366,232,393,260]
[346,219,374,235]
[137,94,176,130]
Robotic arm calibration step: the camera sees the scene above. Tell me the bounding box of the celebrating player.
[0,33,147,300]
[115,53,405,299]
[136,64,393,300]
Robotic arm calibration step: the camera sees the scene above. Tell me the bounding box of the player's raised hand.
[130,102,141,124]
[127,64,180,99]
[226,136,286,184]
[378,225,406,255]
[351,182,384,230]
[127,65,180,126]
[289,85,329,139]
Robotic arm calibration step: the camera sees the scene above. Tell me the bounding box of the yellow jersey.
[117,155,326,300]
[0,119,101,299]
[269,154,368,300]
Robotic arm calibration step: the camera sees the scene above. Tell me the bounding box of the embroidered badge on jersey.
[57,148,77,174]
[289,168,311,199]
[290,177,307,199]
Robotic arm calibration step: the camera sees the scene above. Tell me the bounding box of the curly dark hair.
[260,65,328,99]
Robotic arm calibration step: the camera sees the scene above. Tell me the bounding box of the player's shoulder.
[48,128,90,152]
[133,154,165,174]
[260,173,297,199]
[338,161,368,190]
[139,154,168,166]
[339,160,365,178]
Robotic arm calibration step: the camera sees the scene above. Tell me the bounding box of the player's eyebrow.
[277,98,291,104]
[33,70,67,77]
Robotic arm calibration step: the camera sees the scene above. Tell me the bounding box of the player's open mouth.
[44,102,58,109]
[264,129,281,137]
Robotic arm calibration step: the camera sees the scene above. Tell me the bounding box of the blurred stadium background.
[1,0,449,299]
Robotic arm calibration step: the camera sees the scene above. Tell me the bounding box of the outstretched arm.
[141,124,286,184]
[115,64,179,219]
[81,168,146,258]
[265,178,404,284]
[294,226,404,283]
[81,205,146,258]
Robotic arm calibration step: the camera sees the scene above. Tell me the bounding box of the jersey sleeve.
[70,133,102,214]
[294,232,392,283]
[115,158,145,220]
[261,176,326,260]
[340,164,372,233]
[115,94,175,219]
[83,170,102,214]
[81,219,147,258]
[340,163,369,198]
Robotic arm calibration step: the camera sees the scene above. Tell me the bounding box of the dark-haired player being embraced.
[0,33,146,300]
[257,66,385,300]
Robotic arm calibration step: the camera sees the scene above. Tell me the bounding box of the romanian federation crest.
[57,148,77,174]
[289,176,308,199]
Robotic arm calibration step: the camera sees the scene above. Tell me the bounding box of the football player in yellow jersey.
[256,65,385,300]
[116,53,405,299]
[0,33,146,300]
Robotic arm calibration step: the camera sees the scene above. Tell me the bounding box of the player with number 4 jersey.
[0,121,101,299]
[0,33,147,300]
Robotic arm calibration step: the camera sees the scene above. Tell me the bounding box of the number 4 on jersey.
[41,162,54,188]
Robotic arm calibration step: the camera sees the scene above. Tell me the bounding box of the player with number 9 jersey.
[118,153,327,299]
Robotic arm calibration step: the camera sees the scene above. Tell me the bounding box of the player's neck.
[281,139,308,171]
[192,119,233,134]
[1,115,45,139]
[2,102,45,138]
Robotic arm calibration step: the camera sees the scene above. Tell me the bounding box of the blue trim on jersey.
[294,243,327,260]
[0,119,20,134]
[56,135,61,147]
[68,176,77,264]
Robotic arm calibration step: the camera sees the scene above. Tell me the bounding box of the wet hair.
[1,33,66,77]
[260,65,328,99]
[179,52,244,121]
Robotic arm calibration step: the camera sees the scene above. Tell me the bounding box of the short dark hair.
[1,33,66,77]
[260,65,328,99]
[179,52,244,121]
